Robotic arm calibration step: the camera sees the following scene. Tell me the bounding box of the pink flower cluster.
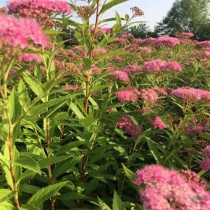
[120,34,134,40]
[115,87,140,102]
[110,71,130,82]
[0,15,47,48]
[153,116,167,129]
[144,60,183,72]
[7,0,72,15]
[135,164,210,210]
[196,41,210,48]
[141,37,156,45]
[139,89,159,104]
[121,65,142,75]
[61,84,79,91]
[187,125,209,134]
[180,32,194,38]
[176,32,194,39]
[153,88,168,96]
[132,38,142,44]
[200,145,210,171]
[19,53,42,62]
[155,36,180,47]
[171,87,210,102]
[117,114,141,139]
[90,27,111,34]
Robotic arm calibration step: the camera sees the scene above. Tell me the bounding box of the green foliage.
[0,0,210,209]
[154,0,210,39]
[127,24,152,38]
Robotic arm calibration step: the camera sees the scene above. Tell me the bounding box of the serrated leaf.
[18,79,31,112]
[55,141,84,155]
[38,156,69,168]
[27,181,68,205]
[0,189,15,203]
[0,201,15,210]
[53,156,82,179]
[8,88,22,123]
[70,103,85,119]
[15,157,41,174]
[23,73,44,101]
[146,138,162,163]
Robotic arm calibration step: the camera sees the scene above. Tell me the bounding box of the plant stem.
[7,122,20,210]
[1,60,20,209]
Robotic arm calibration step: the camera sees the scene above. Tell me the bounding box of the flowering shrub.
[0,0,210,209]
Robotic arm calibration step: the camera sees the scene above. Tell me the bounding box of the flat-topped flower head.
[153,116,167,129]
[121,65,142,75]
[161,61,183,72]
[7,0,72,27]
[203,145,210,157]
[196,41,210,47]
[135,165,210,210]
[19,53,42,63]
[110,71,130,82]
[139,88,158,104]
[155,36,180,47]
[175,32,194,39]
[171,87,210,103]
[0,15,47,48]
[115,87,140,102]
[8,0,72,15]
[144,60,167,72]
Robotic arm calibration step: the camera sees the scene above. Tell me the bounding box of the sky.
[0,0,176,29]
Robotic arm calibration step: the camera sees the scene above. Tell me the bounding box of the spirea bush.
[0,0,210,209]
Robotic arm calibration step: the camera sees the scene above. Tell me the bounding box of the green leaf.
[53,156,83,179]
[29,95,70,117]
[115,11,122,27]
[0,189,15,203]
[8,88,22,123]
[38,156,69,168]
[27,181,68,205]
[18,79,31,112]
[23,73,45,101]
[0,201,15,210]
[82,58,92,70]
[122,164,135,182]
[100,0,127,14]
[112,191,126,210]
[15,157,41,174]
[70,102,85,119]
[97,197,111,210]
[99,17,125,24]
[55,141,84,155]
[146,138,162,163]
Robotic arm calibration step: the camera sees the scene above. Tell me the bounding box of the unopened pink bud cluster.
[117,114,141,139]
[0,15,47,48]
[144,60,183,72]
[200,145,210,171]
[135,164,210,210]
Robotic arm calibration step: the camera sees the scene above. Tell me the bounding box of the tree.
[126,23,152,39]
[154,0,210,39]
